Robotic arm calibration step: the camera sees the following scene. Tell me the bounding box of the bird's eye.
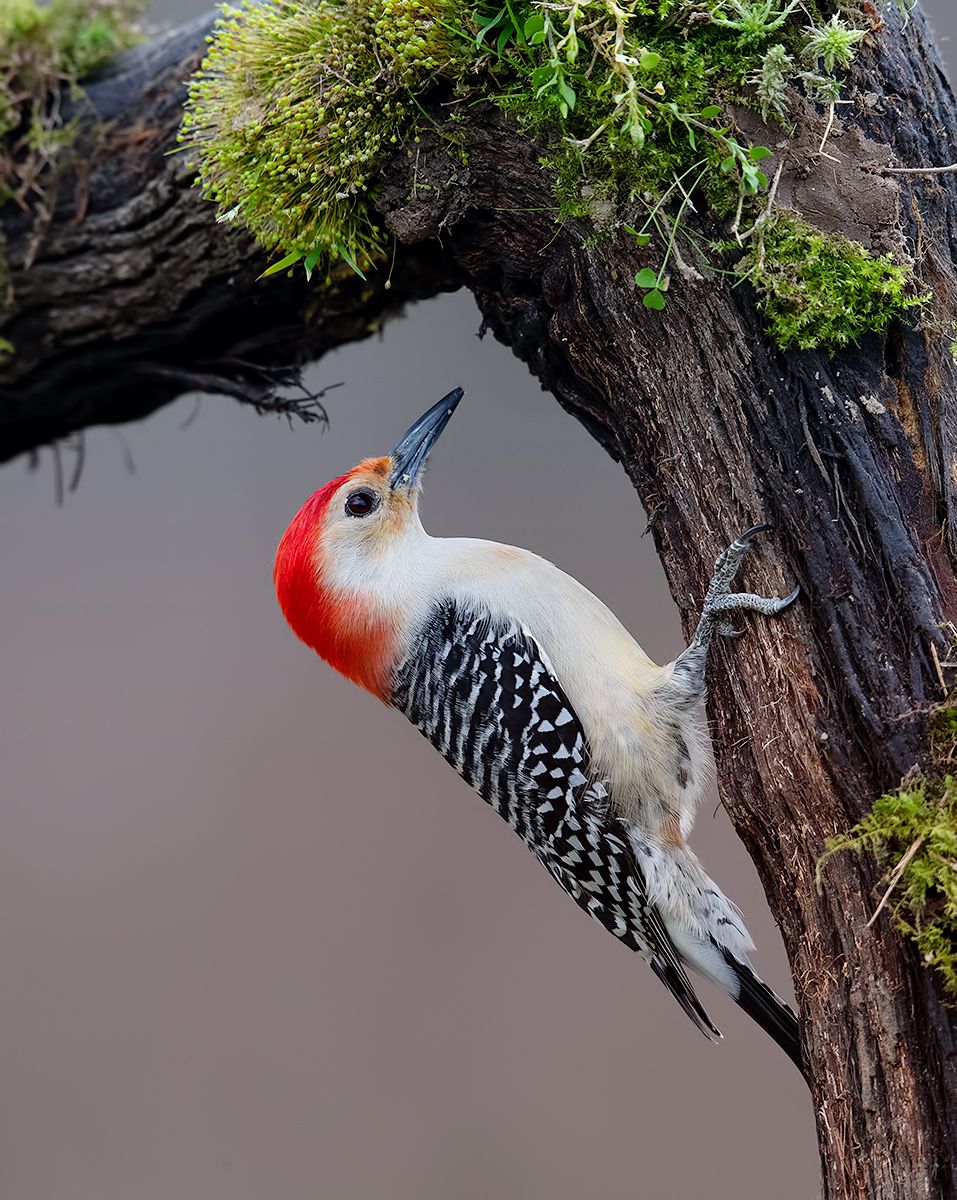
[344,488,379,518]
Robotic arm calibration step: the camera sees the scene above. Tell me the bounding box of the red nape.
[273,473,397,700]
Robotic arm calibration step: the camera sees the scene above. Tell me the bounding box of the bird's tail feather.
[649,955,722,1041]
[721,950,806,1080]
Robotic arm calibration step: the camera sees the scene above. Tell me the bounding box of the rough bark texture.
[0,15,460,462]
[3,6,956,1198]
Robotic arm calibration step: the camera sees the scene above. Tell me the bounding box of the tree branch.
[0,14,459,462]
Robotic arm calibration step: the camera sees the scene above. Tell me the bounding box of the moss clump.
[183,0,924,350]
[740,211,924,350]
[181,0,465,275]
[374,0,464,85]
[183,0,850,277]
[0,0,145,208]
[820,700,957,997]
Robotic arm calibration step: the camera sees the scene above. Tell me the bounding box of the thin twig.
[730,187,746,243]
[880,163,957,175]
[930,640,947,695]
[867,836,924,928]
[818,101,839,162]
[736,159,785,244]
[52,440,64,507]
[67,432,85,493]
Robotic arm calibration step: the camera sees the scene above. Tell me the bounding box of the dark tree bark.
[3,7,956,1198]
[0,15,460,462]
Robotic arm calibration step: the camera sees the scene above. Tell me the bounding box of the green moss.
[181,0,466,274]
[819,699,957,998]
[184,0,812,271]
[0,0,145,206]
[489,8,786,224]
[739,211,925,350]
[374,0,466,84]
[183,0,922,350]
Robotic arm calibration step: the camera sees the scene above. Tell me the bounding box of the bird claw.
[672,526,798,693]
[738,523,775,541]
[699,525,799,638]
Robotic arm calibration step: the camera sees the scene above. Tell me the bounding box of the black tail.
[650,955,722,1041]
[722,951,806,1081]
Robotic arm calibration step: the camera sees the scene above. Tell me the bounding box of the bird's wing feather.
[392,598,719,1038]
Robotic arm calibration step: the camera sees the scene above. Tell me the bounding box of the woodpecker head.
[274,388,463,696]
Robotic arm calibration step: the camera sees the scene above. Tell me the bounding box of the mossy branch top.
[180,0,924,349]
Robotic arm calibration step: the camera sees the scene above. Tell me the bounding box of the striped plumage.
[392,599,722,1037]
[274,389,803,1073]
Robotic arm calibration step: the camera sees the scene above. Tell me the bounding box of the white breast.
[324,523,713,837]
[324,529,713,840]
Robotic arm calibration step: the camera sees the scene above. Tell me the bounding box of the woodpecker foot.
[672,526,798,690]
[698,524,799,644]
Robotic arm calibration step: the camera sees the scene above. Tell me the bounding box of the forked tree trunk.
[2,7,956,1197]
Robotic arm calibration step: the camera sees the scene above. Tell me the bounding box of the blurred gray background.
[2,5,952,1198]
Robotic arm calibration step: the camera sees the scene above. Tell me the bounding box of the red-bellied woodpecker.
[274,388,803,1072]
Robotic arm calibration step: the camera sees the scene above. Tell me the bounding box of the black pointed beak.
[389,388,464,490]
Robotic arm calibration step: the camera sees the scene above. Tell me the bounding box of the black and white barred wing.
[391,599,720,1039]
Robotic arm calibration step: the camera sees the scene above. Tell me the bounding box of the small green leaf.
[260,250,302,278]
[634,235,653,247]
[700,105,721,119]
[336,243,367,280]
[720,155,736,173]
[635,267,659,289]
[503,0,524,44]
[749,145,773,161]
[643,288,667,310]
[623,225,653,246]
[639,49,661,71]
[523,13,545,39]
[475,10,505,47]
[557,78,576,110]
[303,249,321,281]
